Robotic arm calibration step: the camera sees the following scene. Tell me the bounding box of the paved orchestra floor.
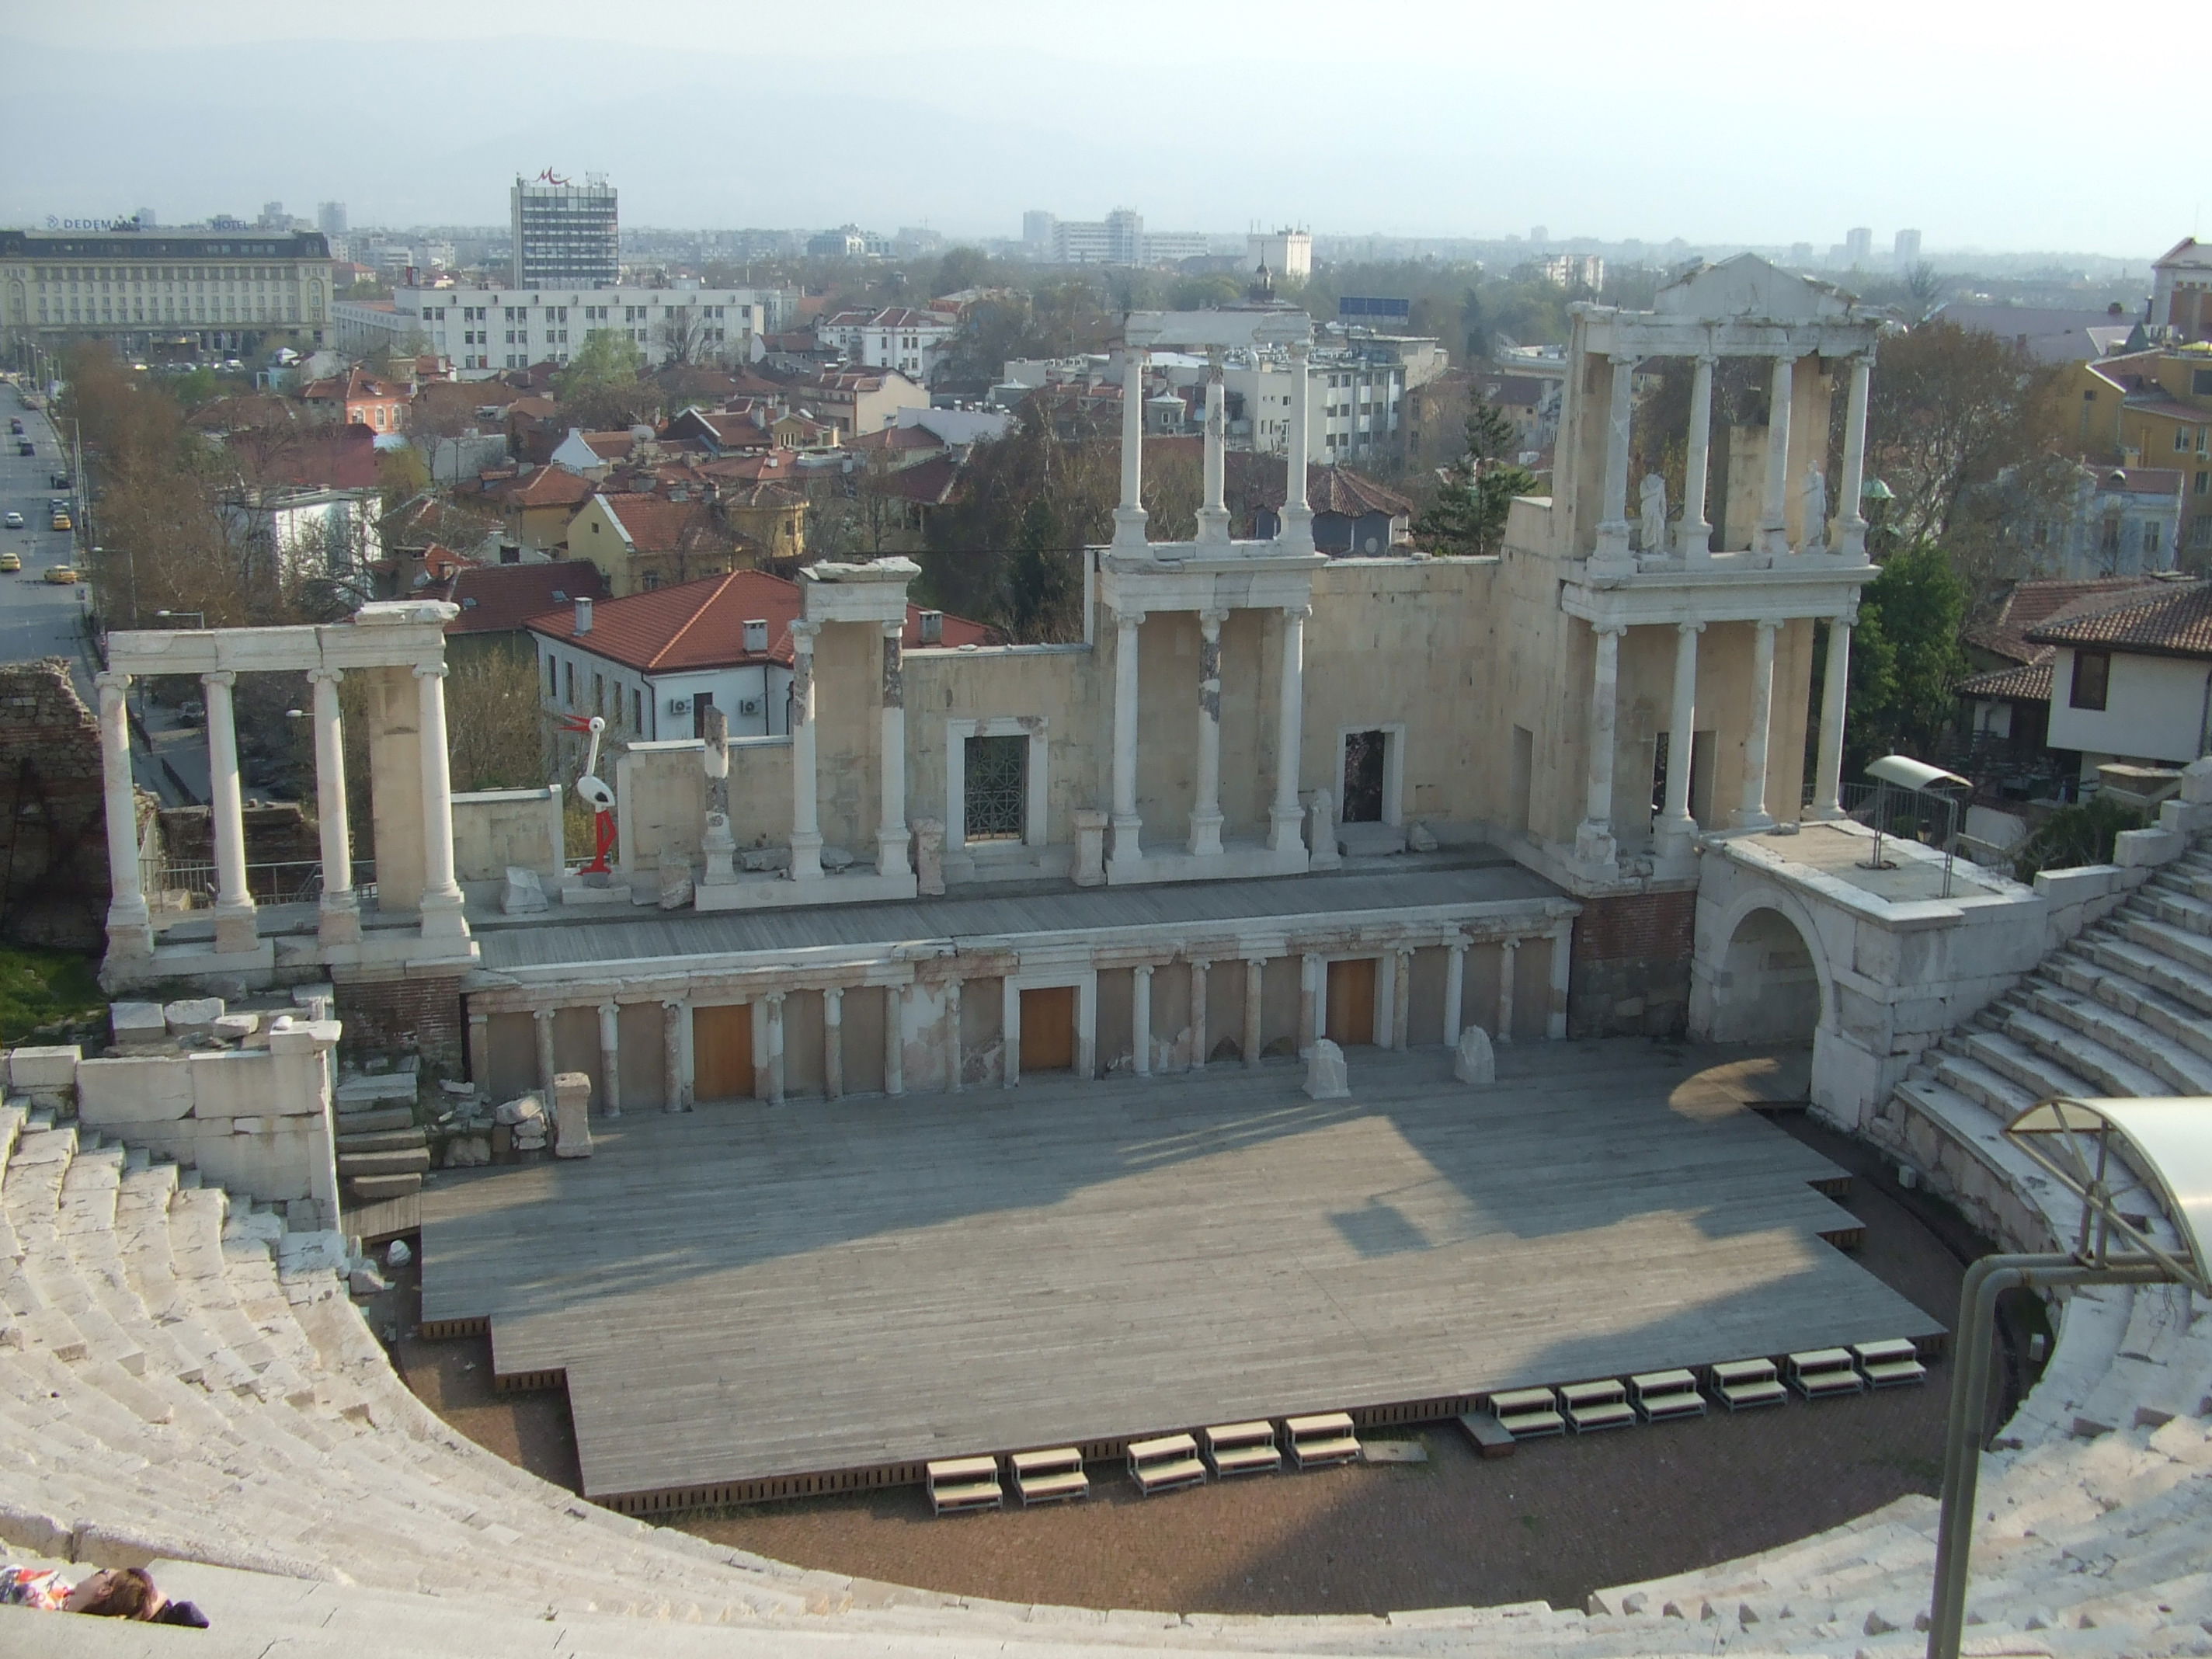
[419,1039,1939,1504]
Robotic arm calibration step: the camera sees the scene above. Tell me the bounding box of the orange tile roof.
[2025,578,2212,659]
[440,560,608,635]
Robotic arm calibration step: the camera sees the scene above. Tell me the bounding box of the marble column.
[877,622,909,877]
[1655,621,1703,856]
[1110,608,1145,870]
[1390,950,1413,1051]
[1299,952,1323,1055]
[1189,608,1227,856]
[1812,617,1854,820]
[1734,620,1782,830]
[788,621,823,881]
[662,999,687,1111]
[533,1007,557,1094]
[93,671,152,960]
[1574,624,1625,866]
[883,985,906,1097]
[1269,605,1309,855]
[1197,350,1230,543]
[763,992,786,1104]
[1278,342,1316,554]
[414,663,468,944]
[1681,353,1716,563]
[596,1002,621,1117]
[1132,963,1153,1077]
[201,669,256,955]
[1595,353,1636,562]
[1188,960,1209,1072]
[304,667,358,946]
[1000,979,1020,1090]
[1758,353,1797,560]
[1496,940,1518,1043]
[1242,957,1266,1069]
[1838,354,1873,560]
[823,986,844,1099]
[1442,941,1467,1047]
[944,979,963,1093]
[1113,346,1149,550]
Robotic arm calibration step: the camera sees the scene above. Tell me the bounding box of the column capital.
[1676,619,1706,636]
[201,668,237,689]
[597,1000,619,1016]
[95,669,129,693]
[879,617,904,639]
[1755,616,1784,634]
[532,1007,556,1024]
[1287,339,1310,363]
[790,619,819,647]
[1246,955,1268,970]
[412,661,448,681]
[468,1010,489,1027]
[1111,607,1146,630]
[305,665,344,685]
[764,990,786,1008]
[1606,351,1640,367]
[1591,620,1628,638]
[1281,603,1312,624]
[661,996,686,1012]
[1132,961,1155,978]
[1198,607,1229,633]
[1694,351,1720,367]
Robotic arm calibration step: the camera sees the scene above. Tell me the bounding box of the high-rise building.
[1049,208,1144,266]
[1894,228,1922,266]
[1529,225,1549,245]
[0,227,335,356]
[1845,226,1873,266]
[1789,242,1814,267]
[259,201,289,229]
[1021,210,1056,255]
[510,172,619,288]
[134,208,156,229]
[318,202,348,238]
[1247,229,1312,283]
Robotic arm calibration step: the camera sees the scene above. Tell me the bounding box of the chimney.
[575,596,593,635]
[918,609,943,645]
[743,617,768,653]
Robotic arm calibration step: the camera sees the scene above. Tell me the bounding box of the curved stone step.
[2081,932,2212,1019]
[2002,1007,2169,1100]
[2116,913,2212,979]
[2015,984,2212,1097]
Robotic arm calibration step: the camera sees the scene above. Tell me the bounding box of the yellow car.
[50,512,71,531]
[43,565,78,586]
[0,553,19,573]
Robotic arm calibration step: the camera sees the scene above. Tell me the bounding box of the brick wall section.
[335,967,467,1067]
[0,659,110,951]
[1567,888,1697,1038]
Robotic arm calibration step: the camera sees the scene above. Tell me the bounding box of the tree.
[933,245,992,295]
[555,329,652,430]
[443,646,552,793]
[1841,541,1969,774]
[656,305,710,368]
[1002,498,1080,642]
[1413,399,1536,556]
[1866,322,2056,551]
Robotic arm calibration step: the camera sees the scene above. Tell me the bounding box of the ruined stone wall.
[0,659,110,951]
[1567,887,1696,1038]
[334,968,466,1066]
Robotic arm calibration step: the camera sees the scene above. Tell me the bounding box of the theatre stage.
[418,1040,1941,1511]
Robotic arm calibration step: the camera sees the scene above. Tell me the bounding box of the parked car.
[176,699,205,725]
[42,565,78,586]
[0,553,20,573]
[16,440,32,457]
[1,512,19,529]
[50,511,71,532]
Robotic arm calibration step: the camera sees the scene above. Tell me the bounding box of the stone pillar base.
[416,892,471,948]
[1268,804,1306,857]
[875,828,910,879]
[1652,813,1700,858]
[1574,822,1619,867]
[1188,809,1224,859]
[318,892,362,948]
[1278,506,1316,556]
[1729,808,1777,832]
[1110,506,1149,551]
[788,830,825,882]
[1195,506,1231,544]
[212,902,259,957]
[1110,815,1143,868]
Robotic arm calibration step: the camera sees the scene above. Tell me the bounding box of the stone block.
[190,1051,281,1118]
[162,997,226,1041]
[1073,809,1108,887]
[210,1014,259,1044]
[444,1135,491,1167]
[494,1092,545,1126]
[75,1056,197,1124]
[913,818,945,896]
[1304,1038,1350,1100]
[108,1002,168,1051]
[274,1230,349,1277]
[1453,1026,1497,1085]
[265,1018,341,1057]
[1408,821,1439,853]
[657,856,694,910]
[500,865,548,915]
[7,1044,80,1093]
[552,1070,593,1159]
[336,1072,416,1107]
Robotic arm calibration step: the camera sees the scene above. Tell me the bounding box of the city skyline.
[2,0,2197,262]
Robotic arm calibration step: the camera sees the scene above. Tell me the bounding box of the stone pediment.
[1652,253,1868,325]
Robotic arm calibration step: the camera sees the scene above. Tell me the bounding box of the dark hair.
[77,1567,157,1619]
[152,1599,210,1628]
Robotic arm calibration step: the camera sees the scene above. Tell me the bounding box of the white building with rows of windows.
[332,286,791,377]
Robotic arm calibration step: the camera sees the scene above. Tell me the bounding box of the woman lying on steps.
[0,1563,209,1626]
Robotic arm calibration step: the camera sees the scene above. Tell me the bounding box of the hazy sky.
[2,0,2190,259]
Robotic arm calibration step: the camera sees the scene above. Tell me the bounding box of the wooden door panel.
[693,1003,753,1101]
[1021,986,1076,1073]
[1327,958,1377,1047]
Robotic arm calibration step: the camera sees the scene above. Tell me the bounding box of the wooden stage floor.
[418,1041,1942,1509]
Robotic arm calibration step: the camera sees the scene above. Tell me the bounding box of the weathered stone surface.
[914,818,946,896]
[493,1093,545,1126]
[552,1070,593,1159]
[211,1014,259,1044]
[657,856,694,911]
[500,865,548,915]
[443,1134,492,1168]
[738,845,791,874]
[8,1044,82,1093]
[163,997,226,1041]
[1304,1038,1350,1100]
[109,1002,168,1050]
[1408,821,1439,853]
[1455,1026,1497,1086]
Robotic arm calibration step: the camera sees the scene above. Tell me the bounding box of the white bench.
[1852,1337,1929,1389]
[1284,1411,1362,1469]
[1629,1369,1706,1422]
[1009,1447,1089,1506]
[1203,1421,1282,1478]
[1710,1358,1788,1412]
[925,1455,1003,1515]
[1127,1433,1208,1496]
[1560,1379,1635,1433]
[1488,1386,1566,1438]
[1788,1347,1867,1400]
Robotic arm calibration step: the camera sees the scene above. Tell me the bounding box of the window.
[1342,730,1387,823]
[563,660,575,705]
[2198,471,2210,496]
[2069,649,2110,712]
[631,688,642,731]
[2100,515,2122,557]
[547,656,558,697]
[592,673,604,715]
[963,735,1028,840]
[2144,520,2165,557]
[2195,368,2212,396]
[2179,428,2193,452]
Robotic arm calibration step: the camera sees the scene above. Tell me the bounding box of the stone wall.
[0,659,110,951]
[333,967,466,1066]
[1566,887,1696,1038]
[452,785,564,882]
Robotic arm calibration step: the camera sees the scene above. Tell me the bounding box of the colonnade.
[785,617,910,881]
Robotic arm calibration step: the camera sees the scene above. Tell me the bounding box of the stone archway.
[1699,903,1824,1045]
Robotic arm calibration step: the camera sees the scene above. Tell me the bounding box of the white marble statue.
[1803,465,1829,552]
[1638,472,1668,555]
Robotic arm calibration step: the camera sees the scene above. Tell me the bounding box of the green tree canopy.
[1412,400,1536,557]
[554,329,651,429]
[1840,541,1969,776]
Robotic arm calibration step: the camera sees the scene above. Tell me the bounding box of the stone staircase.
[332,1073,428,1205]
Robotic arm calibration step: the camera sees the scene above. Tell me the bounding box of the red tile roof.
[525,570,989,673]
[878,454,964,506]
[850,424,944,454]
[439,560,608,635]
[2024,577,2212,659]
[501,466,596,509]
[250,424,384,490]
[1965,577,2158,666]
[598,495,722,555]
[1231,457,1416,518]
[1956,659,2054,701]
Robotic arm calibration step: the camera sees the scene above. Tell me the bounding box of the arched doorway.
[1706,906,1823,1045]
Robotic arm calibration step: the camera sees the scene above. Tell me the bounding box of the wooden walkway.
[418,1041,1941,1511]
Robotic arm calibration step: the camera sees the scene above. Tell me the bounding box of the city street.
[0,382,94,700]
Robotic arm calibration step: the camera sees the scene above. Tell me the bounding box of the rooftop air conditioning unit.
[737,696,763,718]
[666,696,690,715]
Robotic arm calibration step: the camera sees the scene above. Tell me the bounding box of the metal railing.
[147,857,377,909]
